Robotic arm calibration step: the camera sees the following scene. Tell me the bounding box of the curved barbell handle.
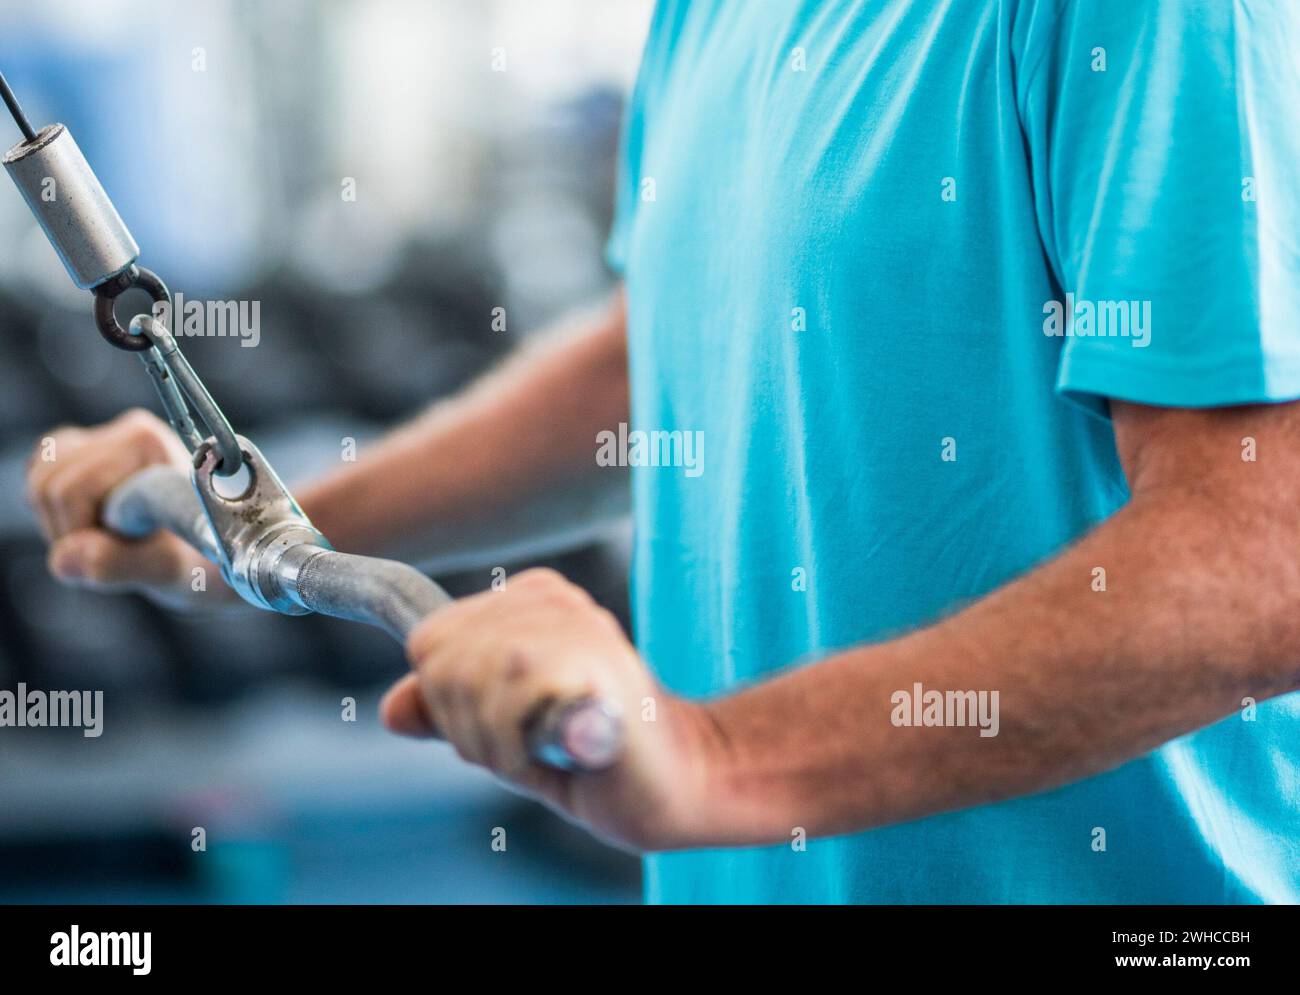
[101,466,624,772]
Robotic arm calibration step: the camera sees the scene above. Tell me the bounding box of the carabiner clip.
[91,264,243,477]
[128,314,244,477]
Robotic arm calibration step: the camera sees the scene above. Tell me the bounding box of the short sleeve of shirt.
[1017,0,1300,413]
[604,97,643,276]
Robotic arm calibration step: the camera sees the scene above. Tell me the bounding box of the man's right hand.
[25,408,234,610]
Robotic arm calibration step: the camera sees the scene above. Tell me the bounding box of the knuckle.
[116,408,157,433]
[415,657,455,699]
[436,664,467,703]
[516,567,564,589]
[404,630,429,662]
[80,542,114,583]
[44,425,81,447]
[515,568,590,606]
[45,474,79,511]
[503,648,533,683]
[405,616,445,661]
[411,653,440,686]
[594,605,624,633]
[45,542,70,579]
[121,411,170,454]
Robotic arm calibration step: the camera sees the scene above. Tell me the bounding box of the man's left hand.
[381,567,717,850]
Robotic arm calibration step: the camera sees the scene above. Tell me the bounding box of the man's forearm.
[299,293,630,567]
[690,461,1300,847]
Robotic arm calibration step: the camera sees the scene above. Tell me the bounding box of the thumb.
[379,672,442,739]
[48,528,189,590]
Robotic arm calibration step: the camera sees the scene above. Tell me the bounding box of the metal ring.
[92,265,170,352]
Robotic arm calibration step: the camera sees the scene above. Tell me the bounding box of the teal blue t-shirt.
[608,0,1300,904]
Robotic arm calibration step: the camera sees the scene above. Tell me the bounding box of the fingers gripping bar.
[101,460,624,773]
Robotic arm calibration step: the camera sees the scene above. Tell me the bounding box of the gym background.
[0,0,652,903]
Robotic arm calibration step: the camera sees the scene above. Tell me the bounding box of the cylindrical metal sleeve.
[3,123,139,289]
[284,545,453,641]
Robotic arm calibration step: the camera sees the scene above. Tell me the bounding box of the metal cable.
[0,70,37,143]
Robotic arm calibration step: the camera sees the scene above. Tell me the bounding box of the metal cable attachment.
[1,101,242,475]
[88,265,243,475]
[190,435,323,612]
[128,313,243,477]
[90,263,245,473]
[92,264,166,351]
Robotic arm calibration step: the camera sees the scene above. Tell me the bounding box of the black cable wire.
[0,70,38,142]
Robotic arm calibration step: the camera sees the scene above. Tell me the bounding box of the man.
[25,0,1300,903]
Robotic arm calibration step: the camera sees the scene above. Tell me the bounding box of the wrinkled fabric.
[608,0,1300,903]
